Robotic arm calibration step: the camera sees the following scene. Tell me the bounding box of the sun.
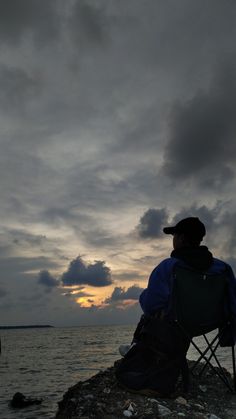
[76,297,92,308]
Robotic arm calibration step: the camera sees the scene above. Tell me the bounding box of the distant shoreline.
[0,325,54,330]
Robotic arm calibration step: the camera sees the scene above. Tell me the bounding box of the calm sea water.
[0,325,234,419]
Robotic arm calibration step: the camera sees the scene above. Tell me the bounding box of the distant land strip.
[0,325,54,330]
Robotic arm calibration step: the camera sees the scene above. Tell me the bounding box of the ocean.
[0,325,234,419]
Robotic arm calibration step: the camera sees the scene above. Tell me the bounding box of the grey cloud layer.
[162,64,236,187]
[38,270,59,289]
[137,208,168,239]
[0,64,41,113]
[0,0,60,45]
[0,286,7,298]
[69,0,108,46]
[1,0,236,325]
[61,256,112,287]
[105,285,144,303]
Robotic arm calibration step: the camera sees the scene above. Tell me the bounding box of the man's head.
[163,217,206,249]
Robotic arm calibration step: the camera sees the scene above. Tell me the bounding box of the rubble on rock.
[55,360,236,419]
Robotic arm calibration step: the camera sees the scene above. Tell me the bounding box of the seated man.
[116,217,236,395]
[140,217,236,324]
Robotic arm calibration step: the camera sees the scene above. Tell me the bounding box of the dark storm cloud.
[69,0,108,46]
[0,286,7,298]
[137,208,168,239]
[38,270,58,288]
[162,63,236,188]
[0,0,60,45]
[61,256,112,287]
[105,285,144,303]
[0,64,41,112]
[2,1,236,327]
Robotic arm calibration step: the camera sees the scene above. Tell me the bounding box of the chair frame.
[172,265,236,393]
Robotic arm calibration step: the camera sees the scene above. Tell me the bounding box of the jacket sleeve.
[139,258,177,315]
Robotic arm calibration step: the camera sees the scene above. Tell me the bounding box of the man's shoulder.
[152,258,178,274]
[210,257,231,273]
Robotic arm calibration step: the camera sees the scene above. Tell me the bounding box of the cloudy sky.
[1,0,236,327]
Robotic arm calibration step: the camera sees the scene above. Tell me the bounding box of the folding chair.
[172,264,236,393]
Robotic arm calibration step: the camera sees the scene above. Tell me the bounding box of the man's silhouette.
[116,217,236,395]
[139,217,236,326]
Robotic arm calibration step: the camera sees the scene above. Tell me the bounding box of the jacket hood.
[171,245,213,271]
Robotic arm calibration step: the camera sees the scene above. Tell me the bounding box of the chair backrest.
[172,265,229,337]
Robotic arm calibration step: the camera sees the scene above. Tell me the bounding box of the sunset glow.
[1,1,236,327]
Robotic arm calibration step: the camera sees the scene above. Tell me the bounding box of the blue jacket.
[139,251,236,324]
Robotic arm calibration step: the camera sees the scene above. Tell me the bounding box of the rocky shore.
[55,360,236,419]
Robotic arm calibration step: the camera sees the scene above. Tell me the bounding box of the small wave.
[58,336,70,340]
[83,341,103,345]
[28,370,41,374]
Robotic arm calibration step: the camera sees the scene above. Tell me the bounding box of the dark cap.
[163,217,206,241]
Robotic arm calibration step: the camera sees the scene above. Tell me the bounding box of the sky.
[1,0,236,327]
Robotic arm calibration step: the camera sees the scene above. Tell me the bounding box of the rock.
[158,404,172,417]
[127,403,135,412]
[69,398,76,403]
[123,410,133,417]
[145,408,154,414]
[224,408,236,418]
[192,403,204,410]
[148,398,159,403]
[83,394,94,400]
[55,360,236,419]
[199,385,207,392]
[10,392,42,408]
[175,396,188,405]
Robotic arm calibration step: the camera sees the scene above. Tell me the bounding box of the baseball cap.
[163,217,206,241]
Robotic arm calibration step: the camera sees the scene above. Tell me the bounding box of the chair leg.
[231,345,236,392]
[181,357,190,393]
[199,335,221,377]
[190,336,235,393]
[191,334,219,373]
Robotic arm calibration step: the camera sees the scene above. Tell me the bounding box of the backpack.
[115,315,190,396]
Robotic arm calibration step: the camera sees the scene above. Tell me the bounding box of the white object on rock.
[123,409,133,417]
[103,388,111,394]
[193,403,204,410]
[175,396,188,405]
[127,404,135,412]
[119,344,131,357]
[148,398,159,403]
[158,404,172,417]
[208,415,222,419]
[177,414,186,417]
